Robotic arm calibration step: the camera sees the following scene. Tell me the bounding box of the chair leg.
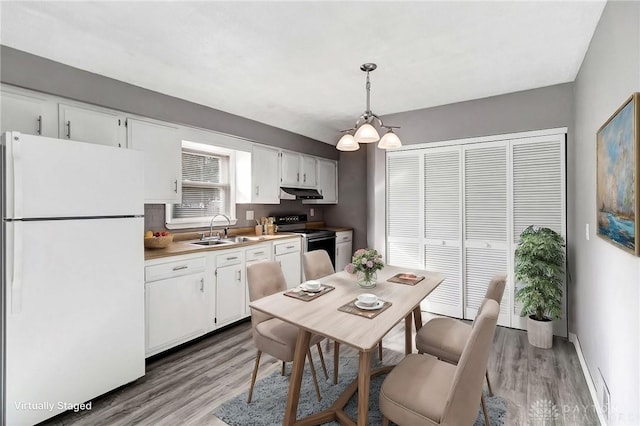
[378,341,383,361]
[333,341,340,385]
[382,416,390,426]
[281,361,286,376]
[316,342,329,380]
[307,348,322,401]
[481,394,490,425]
[485,370,493,396]
[247,350,262,403]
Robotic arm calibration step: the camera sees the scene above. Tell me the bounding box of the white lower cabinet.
[335,230,353,272]
[145,256,208,356]
[215,250,246,327]
[274,238,302,289]
[244,243,271,316]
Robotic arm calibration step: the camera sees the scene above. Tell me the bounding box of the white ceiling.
[0,1,605,144]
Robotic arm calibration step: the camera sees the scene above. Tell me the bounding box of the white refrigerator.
[2,132,146,425]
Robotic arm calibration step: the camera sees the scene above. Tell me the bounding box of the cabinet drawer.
[216,250,244,268]
[145,257,205,282]
[245,245,270,262]
[274,239,301,255]
[336,231,352,243]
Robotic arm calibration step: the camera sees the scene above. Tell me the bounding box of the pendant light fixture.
[336,63,402,151]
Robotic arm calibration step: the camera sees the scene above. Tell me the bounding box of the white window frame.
[166,140,238,229]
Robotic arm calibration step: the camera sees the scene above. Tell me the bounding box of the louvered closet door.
[463,142,510,326]
[510,134,567,335]
[421,146,463,317]
[386,152,423,268]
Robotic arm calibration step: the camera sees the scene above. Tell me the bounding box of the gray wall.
[0,45,339,160]
[1,45,343,235]
[572,1,640,423]
[324,148,368,252]
[368,83,574,259]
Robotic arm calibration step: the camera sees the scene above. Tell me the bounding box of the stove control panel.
[274,214,308,225]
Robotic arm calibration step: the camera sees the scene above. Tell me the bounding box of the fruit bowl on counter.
[144,231,173,249]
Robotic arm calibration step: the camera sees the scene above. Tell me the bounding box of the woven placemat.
[338,299,392,319]
[284,284,335,301]
[387,273,425,286]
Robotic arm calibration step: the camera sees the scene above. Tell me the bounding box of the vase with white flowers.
[344,248,384,288]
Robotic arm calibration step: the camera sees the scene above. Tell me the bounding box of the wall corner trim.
[569,332,608,425]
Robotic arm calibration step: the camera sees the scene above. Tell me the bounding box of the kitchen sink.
[191,240,234,246]
[189,235,266,247]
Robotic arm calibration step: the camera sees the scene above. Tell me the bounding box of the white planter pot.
[526,316,553,349]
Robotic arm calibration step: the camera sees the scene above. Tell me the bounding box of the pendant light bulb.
[336,133,360,151]
[378,128,402,149]
[354,123,380,143]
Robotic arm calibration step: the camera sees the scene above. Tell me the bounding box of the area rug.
[214,353,506,425]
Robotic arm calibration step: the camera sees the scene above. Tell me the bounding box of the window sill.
[165,218,238,230]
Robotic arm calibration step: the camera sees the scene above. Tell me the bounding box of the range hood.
[280,187,323,200]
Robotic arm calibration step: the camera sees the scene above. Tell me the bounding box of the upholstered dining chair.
[414,274,507,423]
[246,261,328,403]
[380,299,500,426]
[302,250,384,385]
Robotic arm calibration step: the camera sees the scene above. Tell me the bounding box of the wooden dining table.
[249,265,444,426]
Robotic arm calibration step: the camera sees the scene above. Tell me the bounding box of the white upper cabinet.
[1,89,56,137]
[252,145,280,204]
[280,151,318,188]
[303,158,337,204]
[236,144,280,204]
[280,151,301,186]
[59,104,126,148]
[301,155,317,187]
[127,118,182,204]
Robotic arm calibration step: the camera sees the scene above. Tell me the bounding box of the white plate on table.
[355,300,384,310]
[299,284,322,293]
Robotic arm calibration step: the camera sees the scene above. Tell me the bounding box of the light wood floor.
[43,317,599,426]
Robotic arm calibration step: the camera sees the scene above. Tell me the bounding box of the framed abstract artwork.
[596,93,639,255]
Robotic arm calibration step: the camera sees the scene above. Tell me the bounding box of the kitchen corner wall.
[324,148,368,251]
[572,1,640,423]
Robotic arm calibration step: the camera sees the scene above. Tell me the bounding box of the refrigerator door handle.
[10,132,24,218]
[11,221,24,313]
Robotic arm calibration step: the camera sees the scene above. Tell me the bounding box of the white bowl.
[357,293,378,306]
[304,280,322,291]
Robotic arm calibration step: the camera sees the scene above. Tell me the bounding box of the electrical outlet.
[310,208,315,217]
[585,223,590,241]
[246,210,254,221]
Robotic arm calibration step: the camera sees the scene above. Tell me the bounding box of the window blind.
[173,151,227,219]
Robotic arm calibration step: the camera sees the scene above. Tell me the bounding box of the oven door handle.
[306,235,337,243]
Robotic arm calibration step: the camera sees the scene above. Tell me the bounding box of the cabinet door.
[511,135,566,336]
[422,146,463,318]
[301,155,317,187]
[252,145,280,204]
[128,118,181,204]
[276,251,301,289]
[463,142,509,326]
[59,104,125,147]
[1,91,48,136]
[319,159,337,203]
[145,272,207,354]
[386,152,423,268]
[335,241,352,273]
[216,264,245,325]
[280,151,300,186]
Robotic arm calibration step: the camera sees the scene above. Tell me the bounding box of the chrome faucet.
[209,214,231,239]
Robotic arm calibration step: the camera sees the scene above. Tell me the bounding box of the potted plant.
[514,226,565,349]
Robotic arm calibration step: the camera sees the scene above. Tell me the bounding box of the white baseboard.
[569,332,607,425]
